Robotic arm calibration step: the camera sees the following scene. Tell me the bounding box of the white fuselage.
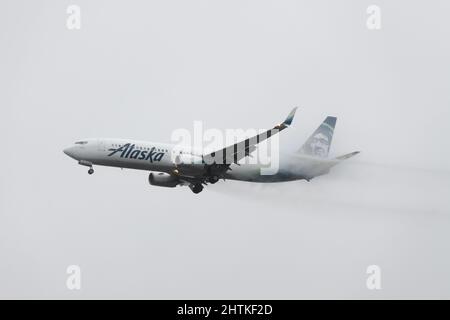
[63,138,337,182]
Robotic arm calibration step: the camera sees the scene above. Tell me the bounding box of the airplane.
[63,108,359,194]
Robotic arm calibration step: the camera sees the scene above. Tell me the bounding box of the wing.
[203,107,297,166]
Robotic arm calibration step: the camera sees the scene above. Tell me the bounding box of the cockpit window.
[75,141,88,145]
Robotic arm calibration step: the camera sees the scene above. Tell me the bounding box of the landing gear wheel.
[88,168,94,175]
[191,183,203,194]
[208,176,219,184]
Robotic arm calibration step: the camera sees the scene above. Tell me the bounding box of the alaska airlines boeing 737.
[63,108,359,193]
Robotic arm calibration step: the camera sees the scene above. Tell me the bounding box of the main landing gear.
[189,183,203,194]
[88,168,94,175]
[189,175,220,194]
[208,175,219,184]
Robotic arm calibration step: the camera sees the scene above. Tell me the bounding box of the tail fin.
[298,116,337,158]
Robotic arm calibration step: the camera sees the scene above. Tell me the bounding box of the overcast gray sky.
[1,0,450,299]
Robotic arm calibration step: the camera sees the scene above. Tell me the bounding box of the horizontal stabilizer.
[335,151,360,161]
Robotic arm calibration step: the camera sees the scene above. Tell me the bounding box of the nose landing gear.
[78,160,94,175]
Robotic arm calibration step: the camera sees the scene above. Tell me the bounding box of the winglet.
[283,107,298,126]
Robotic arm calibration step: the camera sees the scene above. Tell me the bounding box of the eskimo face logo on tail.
[309,132,330,157]
[107,143,165,163]
[300,118,335,158]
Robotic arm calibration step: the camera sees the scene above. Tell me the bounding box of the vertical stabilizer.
[298,116,337,157]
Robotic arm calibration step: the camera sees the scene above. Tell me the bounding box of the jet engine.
[148,172,179,188]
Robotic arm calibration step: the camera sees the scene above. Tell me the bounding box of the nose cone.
[63,146,77,159]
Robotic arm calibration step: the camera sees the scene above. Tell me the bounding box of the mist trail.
[209,160,450,216]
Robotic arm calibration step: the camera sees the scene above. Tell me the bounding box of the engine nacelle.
[148,172,179,188]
